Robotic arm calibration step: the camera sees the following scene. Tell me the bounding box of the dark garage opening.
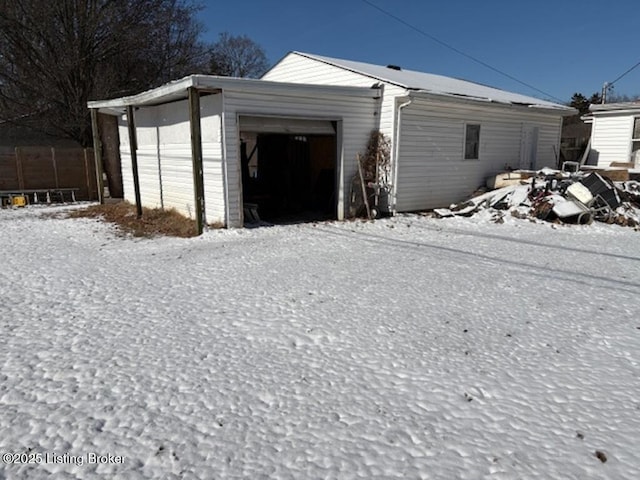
[241,133,337,224]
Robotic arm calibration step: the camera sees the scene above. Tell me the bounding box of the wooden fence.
[0,146,99,200]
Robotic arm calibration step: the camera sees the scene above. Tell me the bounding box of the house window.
[632,118,640,158]
[464,124,481,160]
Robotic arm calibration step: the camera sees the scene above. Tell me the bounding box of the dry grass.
[69,201,198,238]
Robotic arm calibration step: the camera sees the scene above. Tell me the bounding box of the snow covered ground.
[1,205,639,479]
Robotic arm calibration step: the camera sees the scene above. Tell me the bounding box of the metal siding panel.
[265,53,401,144]
[132,107,163,209]
[536,117,563,169]
[126,96,219,221]
[200,96,225,225]
[202,143,225,225]
[118,123,135,205]
[117,95,225,224]
[396,99,563,211]
[590,115,633,167]
[264,54,376,87]
[156,144,194,218]
[137,147,162,207]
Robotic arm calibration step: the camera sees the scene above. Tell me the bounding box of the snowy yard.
[1,206,639,480]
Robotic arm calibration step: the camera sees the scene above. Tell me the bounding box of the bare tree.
[209,32,269,78]
[0,0,209,146]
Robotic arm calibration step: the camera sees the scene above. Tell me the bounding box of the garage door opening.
[239,117,337,225]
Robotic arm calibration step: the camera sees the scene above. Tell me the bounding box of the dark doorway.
[241,133,336,223]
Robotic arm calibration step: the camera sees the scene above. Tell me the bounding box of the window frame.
[631,117,640,156]
[464,123,481,160]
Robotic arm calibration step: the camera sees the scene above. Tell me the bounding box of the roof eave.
[88,74,382,111]
[589,101,640,115]
[292,51,410,90]
[87,76,197,110]
[409,90,576,115]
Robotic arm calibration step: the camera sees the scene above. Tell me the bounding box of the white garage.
[88,75,382,231]
[89,52,575,234]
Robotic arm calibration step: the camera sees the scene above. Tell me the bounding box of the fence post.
[15,147,24,190]
[83,149,92,200]
[90,108,105,204]
[51,147,59,189]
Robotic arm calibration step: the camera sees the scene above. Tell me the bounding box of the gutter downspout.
[392,96,412,215]
[90,108,105,204]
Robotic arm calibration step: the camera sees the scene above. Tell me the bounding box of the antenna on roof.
[386,65,402,71]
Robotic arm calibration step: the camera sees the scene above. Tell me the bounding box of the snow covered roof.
[294,52,572,112]
[589,101,640,115]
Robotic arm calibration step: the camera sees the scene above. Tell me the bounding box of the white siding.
[122,108,163,208]
[536,117,562,168]
[265,53,402,142]
[200,95,225,225]
[264,53,376,86]
[118,95,224,222]
[589,115,633,167]
[395,97,562,211]
[221,89,379,227]
[266,52,565,214]
[118,120,134,207]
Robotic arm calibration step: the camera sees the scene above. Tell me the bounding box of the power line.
[609,59,640,87]
[361,0,564,103]
[601,59,640,103]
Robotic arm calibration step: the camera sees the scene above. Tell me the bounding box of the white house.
[586,102,640,168]
[88,52,573,231]
[264,52,574,212]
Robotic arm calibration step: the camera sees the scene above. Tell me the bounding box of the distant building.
[586,101,640,168]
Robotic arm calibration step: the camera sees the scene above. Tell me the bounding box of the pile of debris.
[435,168,640,228]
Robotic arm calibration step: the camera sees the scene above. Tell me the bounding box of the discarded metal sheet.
[486,171,529,190]
[566,182,593,206]
[552,198,593,224]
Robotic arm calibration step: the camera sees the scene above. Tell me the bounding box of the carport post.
[188,87,205,235]
[126,105,143,218]
[90,109,105,204]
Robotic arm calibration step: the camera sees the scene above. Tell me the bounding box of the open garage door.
[239,116,336,135]
[239,116,337,224]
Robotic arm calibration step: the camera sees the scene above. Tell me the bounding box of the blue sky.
[199,0,640,104]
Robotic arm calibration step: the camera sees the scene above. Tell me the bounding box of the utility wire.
[609,59,640,87]
[361,0,564,103]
